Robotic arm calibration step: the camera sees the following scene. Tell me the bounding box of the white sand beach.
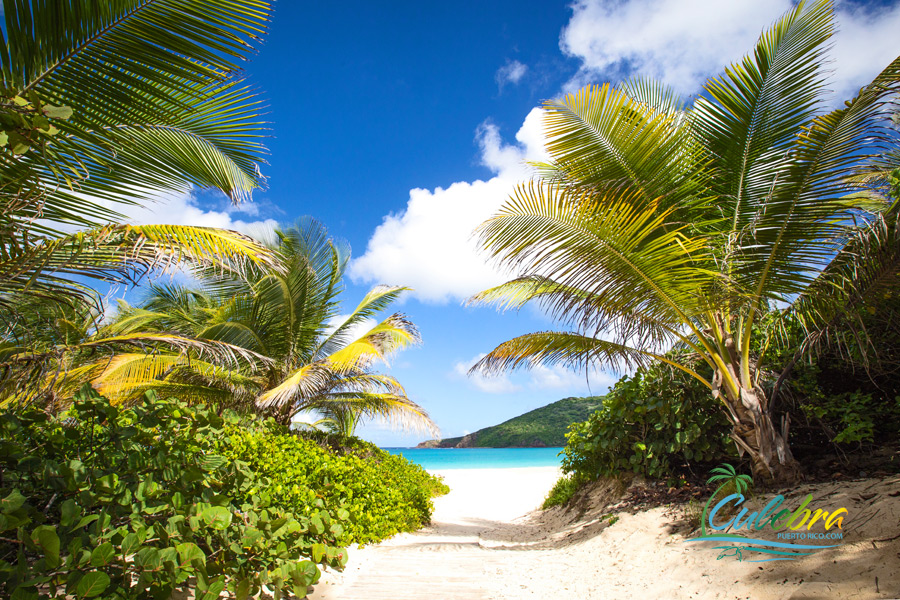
[311,468,900,600]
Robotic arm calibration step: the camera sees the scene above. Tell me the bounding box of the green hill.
[417,396,604,448]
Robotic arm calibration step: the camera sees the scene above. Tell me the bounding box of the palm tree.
[470,0,900,482]
[69,219,438,435]
[0,0,275,313]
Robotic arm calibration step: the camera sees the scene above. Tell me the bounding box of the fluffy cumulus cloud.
[495,59,528,91]
[348,107,547,303]
[560,0,900,99]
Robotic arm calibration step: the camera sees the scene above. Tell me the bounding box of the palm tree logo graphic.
[701,463,753,538]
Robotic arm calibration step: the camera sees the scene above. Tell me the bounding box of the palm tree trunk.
[713,369,801,485]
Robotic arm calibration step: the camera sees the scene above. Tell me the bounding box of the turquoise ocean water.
[384,447,564,470]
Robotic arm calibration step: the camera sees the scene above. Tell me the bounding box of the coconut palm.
[0,0,275,311]
[71,219,438,435]
[470,0,900,482]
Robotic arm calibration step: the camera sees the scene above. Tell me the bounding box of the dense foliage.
[0,0,282,406]
[561,359,733,481]
[0,386,345,600]
[781,351,900,447]
[0,387,446,599]
[221,423,449,546]
[432,397,604,448]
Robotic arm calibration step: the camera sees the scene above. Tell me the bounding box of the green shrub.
[0,386,346,600]
[542,474,587,509]
[561,359,733,481]
[800,389,900,444]
[221,424,449,546]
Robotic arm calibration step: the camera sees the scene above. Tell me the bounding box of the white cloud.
[561,0,791,96]
[831,1,900,100]
[560,0,900,100]
[452,354,523,394]
[348,108,546,303]
[496,59,528,91]
[528,363,617,392]
[109,188,279,236]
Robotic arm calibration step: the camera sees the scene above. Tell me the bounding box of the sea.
[384,447,564,470]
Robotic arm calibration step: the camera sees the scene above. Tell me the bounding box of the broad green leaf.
[76,572,110,598]
[176,542,206,566]
[59,499,79,526]
[11,588,39,600]
[310,543,325,562]
[136,546,161,570]
[90,542,115,567]
[201,506,232,530]
[235,579,251,600]
[121,533,141,555]
[33,526,60,568]
[1,489,26,514]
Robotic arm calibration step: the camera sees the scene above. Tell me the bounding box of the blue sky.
[124,0,900,446]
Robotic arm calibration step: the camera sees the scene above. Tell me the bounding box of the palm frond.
[2,332,269,371]
[0,224,281,306]
[476,181,715,341]
[256,362,336,411]
[731,54,900,304]
[471,330,711,388]
[783,212,900,366]
[1,0,273,237]
[326,313,421,372]
[316,285,410,358]
[540,81,706,208]
[693,0,833,238]
[89,352,261,404]
[313,389,439,436]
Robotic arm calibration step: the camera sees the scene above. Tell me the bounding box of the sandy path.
[310,469,900,600]
[309,467,561,600]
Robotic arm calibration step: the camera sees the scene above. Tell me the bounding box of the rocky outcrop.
[416,433,476,448]
[455,433,478,448]
[415,439,443,448]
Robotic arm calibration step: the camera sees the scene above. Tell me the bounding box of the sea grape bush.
[561,358,733,481]
[541,473,586,509]
[221,425,449,546]
[0,386,346,600]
